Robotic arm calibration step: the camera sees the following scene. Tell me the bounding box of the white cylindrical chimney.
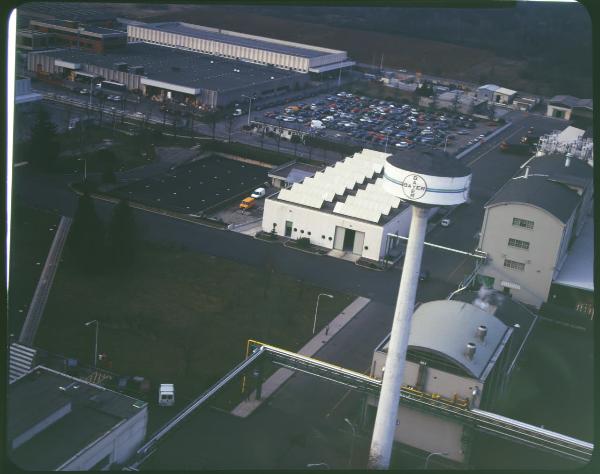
[477,325,488,341]
[565,153,572,167]
[466,342,477,359]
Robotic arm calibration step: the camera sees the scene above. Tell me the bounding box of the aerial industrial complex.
[9,2,595,471]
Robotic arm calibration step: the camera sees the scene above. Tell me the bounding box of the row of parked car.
[263,92,497,152]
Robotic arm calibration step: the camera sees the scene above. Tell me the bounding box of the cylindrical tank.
[382,149,472,206]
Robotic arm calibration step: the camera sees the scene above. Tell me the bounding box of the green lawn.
[36,241,353,400]
[8,202,59,337]
[497,319,594,441]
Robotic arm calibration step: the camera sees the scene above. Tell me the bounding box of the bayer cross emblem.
[401,174,427,199]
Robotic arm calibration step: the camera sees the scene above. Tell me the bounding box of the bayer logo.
[401,174,427,199]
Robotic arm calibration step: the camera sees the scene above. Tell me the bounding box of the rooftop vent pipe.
[466,342,477,360]
[565,153,572,168]
[477,325,488,342]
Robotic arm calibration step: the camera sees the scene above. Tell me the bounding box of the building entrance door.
[343,229,356,251]
[352,231,365,255]
[503,286,511,296]
[333,226,345,250]
[285,220,293,237]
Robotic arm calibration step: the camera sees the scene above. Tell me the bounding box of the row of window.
[508,237,530,250]
[512,217,534,229]
[504,259,525,271]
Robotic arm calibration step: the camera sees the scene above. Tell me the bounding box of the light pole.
[424,452,448,469]
[242,94,254,126]
[313,293,333,334]
[88,76,93,109]
[337,67,342,87]
[443,135,449,153]
[384,132,390,153]
[84,320,99,368]
[344,418,357,468]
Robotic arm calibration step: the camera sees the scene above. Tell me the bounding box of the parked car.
[251,187,266,199]
[440,218,452,227]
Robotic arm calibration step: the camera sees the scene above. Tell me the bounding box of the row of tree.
[68,194,136,274]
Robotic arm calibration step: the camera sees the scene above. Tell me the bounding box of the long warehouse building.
[27,42,308,108]
[126,21,354,74]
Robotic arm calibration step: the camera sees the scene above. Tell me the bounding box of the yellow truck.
[239,197,256,210]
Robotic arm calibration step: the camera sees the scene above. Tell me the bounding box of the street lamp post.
[443,135,449,153]
[424,452,448,469]
[344,418,357,468]
[84,320,99,368]
[242,94,254,126]
[384,132,390,153]
[313,293,334,334]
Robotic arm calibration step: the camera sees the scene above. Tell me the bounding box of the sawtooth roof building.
[126,21,354,74]
[261,149,455,262]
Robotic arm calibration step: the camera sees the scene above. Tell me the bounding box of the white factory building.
[126,21,354,74]
[261,149,446,262]
[8,366,148,470]
[367,299,515,465]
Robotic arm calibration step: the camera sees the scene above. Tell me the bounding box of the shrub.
[296,237,311,248]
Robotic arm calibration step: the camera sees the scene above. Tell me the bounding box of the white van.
[159,383,175,406]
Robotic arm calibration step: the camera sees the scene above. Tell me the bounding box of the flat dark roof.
[386,149,471,178]
[19,2,118,22]
[142,21,333,59]
[8,366,146,470]
[30,19,125,37]
[39,43,302,92]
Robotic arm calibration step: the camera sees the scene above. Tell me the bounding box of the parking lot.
[111,154,269,215]
[257,91,499,154]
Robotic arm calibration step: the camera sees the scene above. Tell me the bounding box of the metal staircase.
[9,343,37,383]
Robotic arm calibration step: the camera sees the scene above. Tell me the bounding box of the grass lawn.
[8,202,59,337]
[36,242,353,400]
[496,319,594,441]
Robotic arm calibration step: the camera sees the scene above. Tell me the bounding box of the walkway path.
[19,216,72,346]
[231,296,370,418]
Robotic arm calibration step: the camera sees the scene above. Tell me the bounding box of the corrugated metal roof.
[143,21,336,58]
[399,300,509,380]
[553,216,594,291]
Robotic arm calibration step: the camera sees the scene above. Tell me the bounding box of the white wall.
[478,203,565,307]
[59,406,148,470]
[263,198,419,260]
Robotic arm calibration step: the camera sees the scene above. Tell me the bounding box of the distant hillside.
[121,3,592,98]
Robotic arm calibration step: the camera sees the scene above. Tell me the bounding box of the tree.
[451,91,461,115]
[107,199,136,269]
[487,104,496,121]
[68,192,105,273]
[227,114,234,143]
[29,106,60,171]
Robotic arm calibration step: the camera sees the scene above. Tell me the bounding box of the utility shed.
[7,366,148,471]
[368,300,513,465]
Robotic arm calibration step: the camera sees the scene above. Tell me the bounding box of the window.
[512,217,534,230]
[504,259,525,271]
[508,238,530,250]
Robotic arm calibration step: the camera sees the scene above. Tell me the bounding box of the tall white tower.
[368,150,472,469]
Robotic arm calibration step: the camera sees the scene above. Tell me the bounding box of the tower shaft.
[368,205,429,469]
